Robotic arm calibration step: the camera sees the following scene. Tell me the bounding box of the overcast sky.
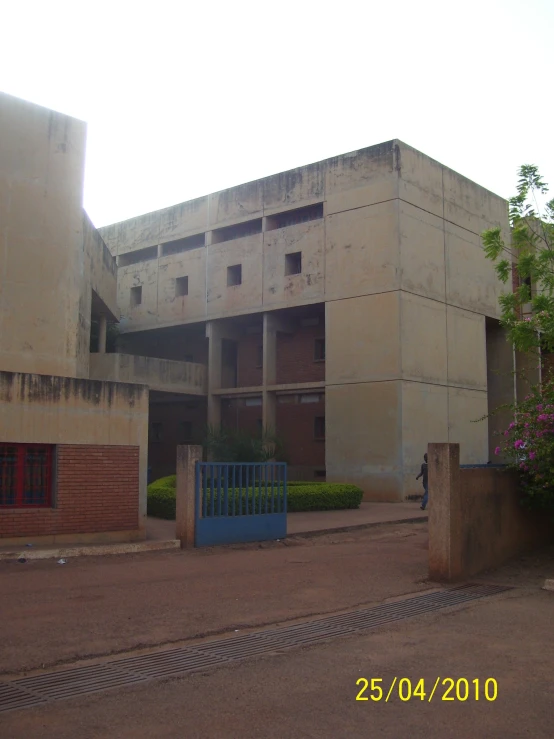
[1,0,552,228]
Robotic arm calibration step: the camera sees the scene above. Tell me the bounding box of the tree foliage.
[493,378,554,511]
[203,425,288,464]
[482,165,554,354]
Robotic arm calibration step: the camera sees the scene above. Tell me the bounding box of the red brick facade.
[276,398,325,468]
[276,324,325,385]
[0,445,140,539]
[149,399,207,479]
[237,334,263,387]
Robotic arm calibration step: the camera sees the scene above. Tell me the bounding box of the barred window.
[0,444,54,508]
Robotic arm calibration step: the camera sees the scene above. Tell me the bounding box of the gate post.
[428,442,463,581]
[176,445,202,548]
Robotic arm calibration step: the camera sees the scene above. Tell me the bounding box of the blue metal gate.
[194,462,287,547]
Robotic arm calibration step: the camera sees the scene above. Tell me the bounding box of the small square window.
[285,252,302,276]
[175,276,189,297]
[314,338,325,362]
[314,416,325,440]
[179,421,193,443]
[227,264,242,286]
[130,285,142,308]
[150,422,163,442]
[256,345,263,368]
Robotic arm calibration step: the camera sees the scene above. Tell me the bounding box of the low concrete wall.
[90,353,207,395]
[0,371,149,543]
[428,443,553,581]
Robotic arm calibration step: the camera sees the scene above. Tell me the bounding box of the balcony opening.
[227,264,242,287]
[221,338,238,388]
[266,203,323,230]
[175,276,189,297]
[212,218,262,245]
[314,416,325,440]
[256,345,263,368]
[130,285,142,308]
[314,338,326,362]
[285,252,302,276]
[119,245,158,267]
[161,233,205,257]
[179,421,193,443]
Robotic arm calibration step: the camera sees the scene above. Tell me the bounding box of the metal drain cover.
[0,583,511,713]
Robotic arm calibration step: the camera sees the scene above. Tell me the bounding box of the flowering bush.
[494,377,554,510]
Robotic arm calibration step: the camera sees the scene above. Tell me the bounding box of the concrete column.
[206,320,241,429]
[175,444,202,548]
[98,315,107,354]
[428,442,462,582]
[206,321,223,429]
[262,313,277,432]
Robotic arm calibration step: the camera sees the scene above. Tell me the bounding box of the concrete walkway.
[147,501,427,541]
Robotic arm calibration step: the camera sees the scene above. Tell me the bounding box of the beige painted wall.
[0,92,88,378]
[0,371,149,528]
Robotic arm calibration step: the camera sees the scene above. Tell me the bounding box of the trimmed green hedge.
[147,477,363,519]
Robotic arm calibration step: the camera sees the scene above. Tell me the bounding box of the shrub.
[287,484,363,512]
[493,377,554,510]
[146,477,363,518]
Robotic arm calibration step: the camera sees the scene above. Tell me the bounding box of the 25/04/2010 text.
[356,677,498,702]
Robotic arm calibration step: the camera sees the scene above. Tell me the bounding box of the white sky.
[1,0,553,228]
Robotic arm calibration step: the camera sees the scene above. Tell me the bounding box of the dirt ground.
[0,523,430,676]
[1,523,553,738]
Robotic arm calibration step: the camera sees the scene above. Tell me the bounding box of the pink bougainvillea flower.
[537,404,543,411]
[514,439,525,449]
[494,446,501,456]
[508,422,515,430]
[528,451,536,460]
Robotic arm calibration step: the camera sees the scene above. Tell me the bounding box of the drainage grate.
[0,583,511,713]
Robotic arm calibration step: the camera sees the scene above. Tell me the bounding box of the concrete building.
[0,92,151,543]
[98,141,513,500]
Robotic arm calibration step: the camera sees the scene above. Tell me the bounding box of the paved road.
[1,587,551,738]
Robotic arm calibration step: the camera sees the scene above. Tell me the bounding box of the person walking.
[416,453,428,510]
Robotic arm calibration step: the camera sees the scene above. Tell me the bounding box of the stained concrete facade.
[100,141,512,500]
[0,92,149,541]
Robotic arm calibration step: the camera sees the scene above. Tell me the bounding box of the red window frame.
[0,444,54,508]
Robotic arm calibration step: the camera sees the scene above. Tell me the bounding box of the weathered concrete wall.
[83,213,119,319]
[428,443,552,581]
[0,92,89,378]
[89,353,207,395]
[100,139,510,501]
[0,371,149,534]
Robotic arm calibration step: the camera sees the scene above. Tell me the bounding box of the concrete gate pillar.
[175,444,202,548]
[428,442,463,581]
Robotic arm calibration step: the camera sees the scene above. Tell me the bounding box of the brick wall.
[237,334,263,387]
[221,399,262,436]
[0,445,139,539]
[276,324,325,385]
[276,398,325,467]
[148,399,207,479]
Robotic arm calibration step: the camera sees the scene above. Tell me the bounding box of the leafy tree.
[483,165,554,509]
[482,165,554,355]
[204,425,288,464]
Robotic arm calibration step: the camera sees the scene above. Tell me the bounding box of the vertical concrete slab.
[175,445,202,548]
[428,442,463,581]
[262,313,277,431]
[98,315,107,354]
